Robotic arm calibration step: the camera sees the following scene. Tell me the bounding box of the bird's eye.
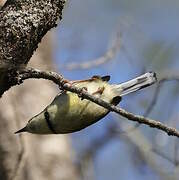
[44,111,50,120]
[44,110,57,134]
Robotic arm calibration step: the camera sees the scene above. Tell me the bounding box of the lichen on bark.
[0,0,65,96]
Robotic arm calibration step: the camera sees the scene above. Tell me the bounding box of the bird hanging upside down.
[15,72,157,135]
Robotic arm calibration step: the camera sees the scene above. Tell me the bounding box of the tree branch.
[9,67,179,138]
[0,0,65,96]
[62,31,121,70]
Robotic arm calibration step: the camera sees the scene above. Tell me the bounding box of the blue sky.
[54,0,179,179]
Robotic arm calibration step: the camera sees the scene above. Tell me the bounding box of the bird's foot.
[92,86,105,95]
[78,87,88,100]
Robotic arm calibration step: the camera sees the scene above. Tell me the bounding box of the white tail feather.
[112,72,157,96]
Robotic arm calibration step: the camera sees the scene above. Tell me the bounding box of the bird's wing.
[91,75,110,82]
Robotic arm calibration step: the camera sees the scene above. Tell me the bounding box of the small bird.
[15,72,157,134]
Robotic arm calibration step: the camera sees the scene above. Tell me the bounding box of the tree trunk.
[0,33,79,180]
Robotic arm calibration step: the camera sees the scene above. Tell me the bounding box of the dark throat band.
[44,110,57,134]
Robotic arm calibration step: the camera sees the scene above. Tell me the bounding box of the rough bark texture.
[0,0,65,95]
[0,33,79,180]
[0,0,79,179]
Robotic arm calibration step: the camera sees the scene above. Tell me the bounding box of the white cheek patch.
[87,83,99,94]
[102,86,116,102]
[0,0,7,8]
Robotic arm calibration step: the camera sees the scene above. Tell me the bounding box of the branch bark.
[0,0,65,96]
[0,34,80,180]
[10,68,179,138]
[0,1,81,179]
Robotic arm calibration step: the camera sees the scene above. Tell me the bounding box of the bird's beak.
[14,126,27,134]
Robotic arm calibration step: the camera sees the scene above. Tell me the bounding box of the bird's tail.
[112,72,157,96]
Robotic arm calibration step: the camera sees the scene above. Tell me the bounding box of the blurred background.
[2,0,179,180]
[53,0,179,179]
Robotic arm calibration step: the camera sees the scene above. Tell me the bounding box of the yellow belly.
[29,79,117,134]
[47,92,109,133]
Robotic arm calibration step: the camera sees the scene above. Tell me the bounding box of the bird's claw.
[92,87,105,95]
[78,87,88,100]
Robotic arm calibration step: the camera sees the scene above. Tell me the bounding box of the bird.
[15,72,157,135]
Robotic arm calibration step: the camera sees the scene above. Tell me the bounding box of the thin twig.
[12,67,179,138]
[63,31,122,70]
[132,73,179,131]
[143,84,162,117]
